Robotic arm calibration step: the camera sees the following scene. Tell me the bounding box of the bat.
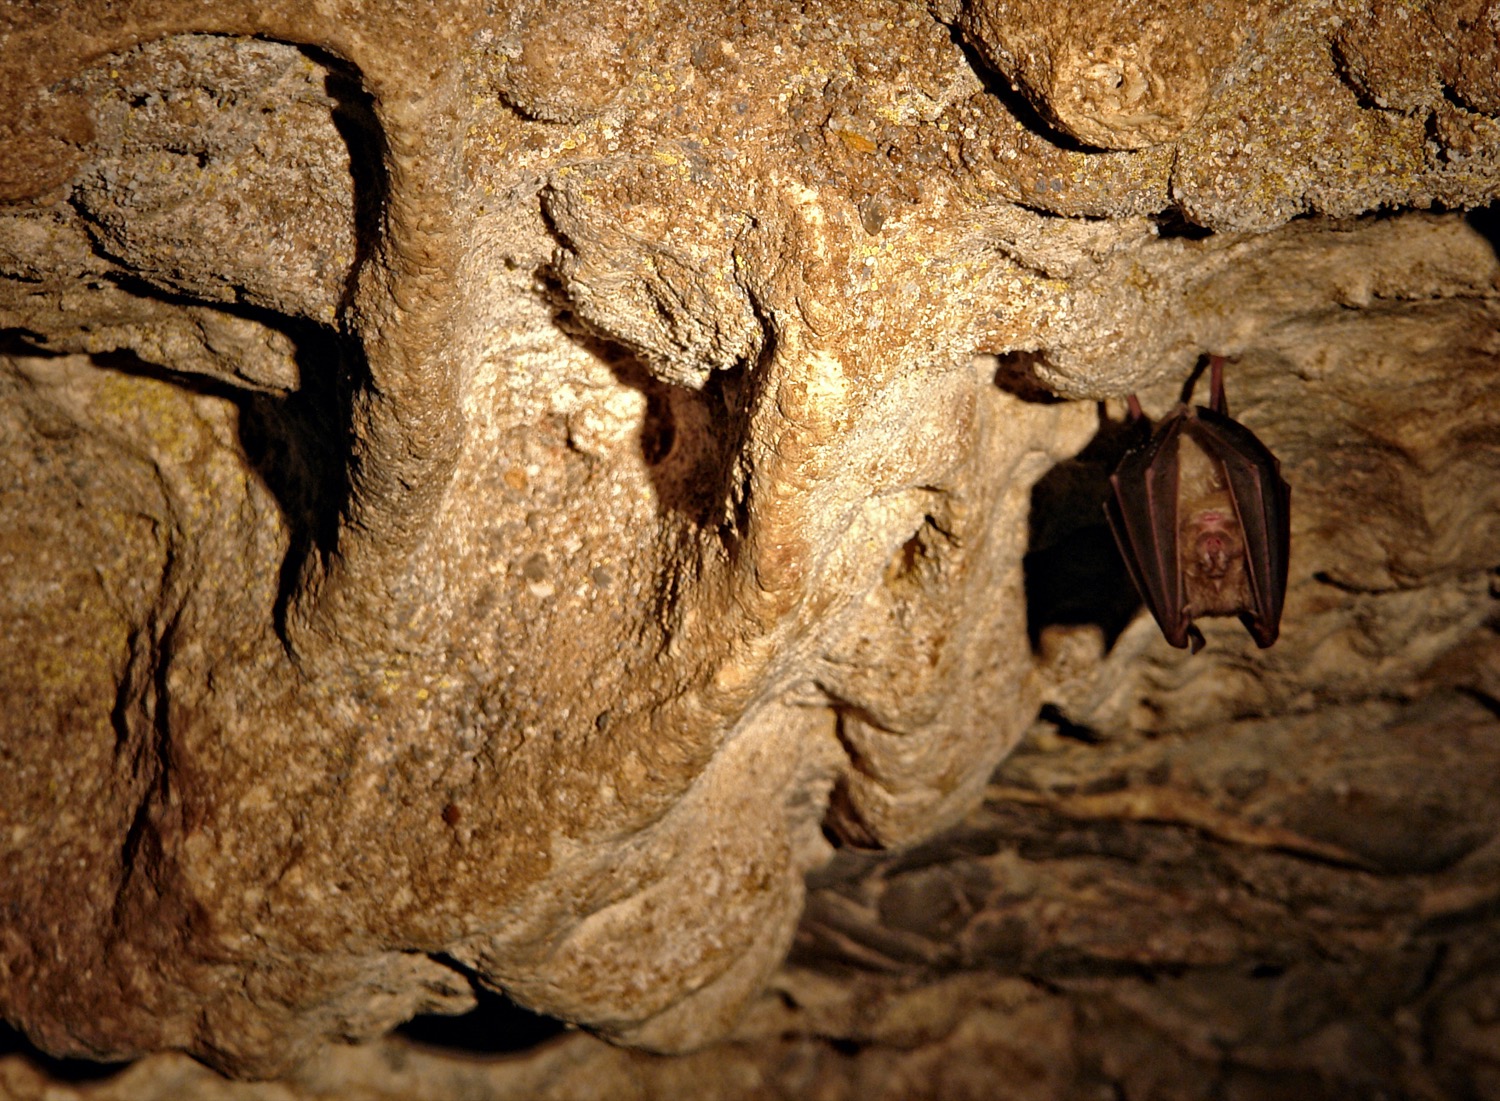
[1104,356,1290,653]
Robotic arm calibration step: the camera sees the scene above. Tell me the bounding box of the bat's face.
[1177,433,1253,616]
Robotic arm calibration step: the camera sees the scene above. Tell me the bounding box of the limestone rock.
[0,0,1497,1092]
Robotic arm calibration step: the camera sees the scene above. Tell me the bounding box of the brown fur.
[1176,434,1252,616]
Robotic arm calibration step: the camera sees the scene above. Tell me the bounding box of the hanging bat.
[1104,356,1290,653]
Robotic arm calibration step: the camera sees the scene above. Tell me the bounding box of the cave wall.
[1,0,1498,1096]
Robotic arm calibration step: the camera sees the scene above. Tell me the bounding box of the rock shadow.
[396,983,570,1056]
[0,1021,132,1083]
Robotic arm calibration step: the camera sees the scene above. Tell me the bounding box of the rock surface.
[0,0,1497,1094]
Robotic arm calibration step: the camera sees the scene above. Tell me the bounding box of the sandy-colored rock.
[0,0,1497,1093]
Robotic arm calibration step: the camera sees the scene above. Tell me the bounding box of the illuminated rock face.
[0,0,1497,1084]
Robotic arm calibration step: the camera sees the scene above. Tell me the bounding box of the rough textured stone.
[0,0,1497,1094]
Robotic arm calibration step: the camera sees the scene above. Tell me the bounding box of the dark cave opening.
[395,985,570,1057]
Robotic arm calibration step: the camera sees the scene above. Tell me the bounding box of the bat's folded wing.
[1105,413,1194,650]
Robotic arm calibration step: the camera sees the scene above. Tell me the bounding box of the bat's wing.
[1105,411,1195,650]
[1189,406,1291,647]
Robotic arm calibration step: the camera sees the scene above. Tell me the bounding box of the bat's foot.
[1207,355,1227,415]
